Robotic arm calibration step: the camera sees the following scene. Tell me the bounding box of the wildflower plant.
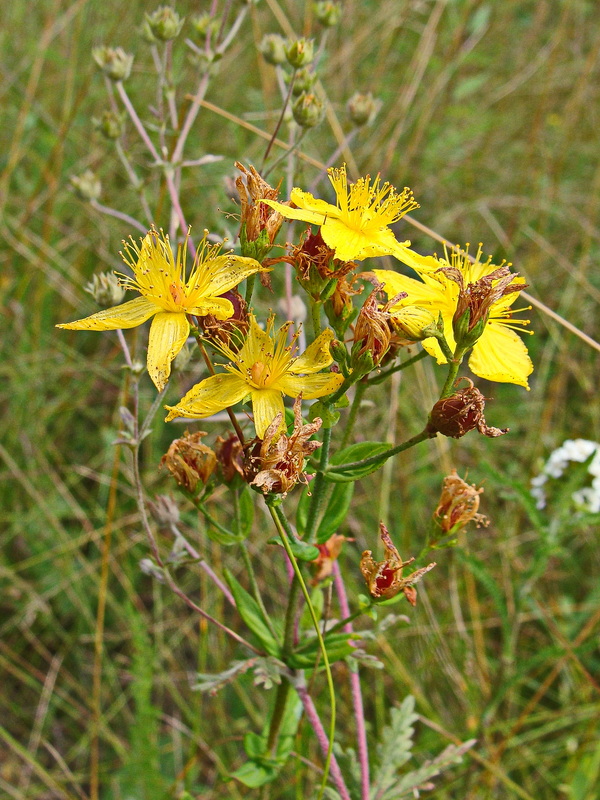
[54,6,543,799]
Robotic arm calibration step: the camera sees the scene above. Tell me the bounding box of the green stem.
[238,538,279,640]
[268,502,335,800]
[439,346,468,399]
[340,382,366,448]
[311,299,323,338]
[326,428,435,475]
[304,426,332,543]
[245,273,256,305]
[266,680,291,754]
[366,349,428,386]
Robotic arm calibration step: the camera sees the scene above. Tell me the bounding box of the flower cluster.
[531,439,600,512]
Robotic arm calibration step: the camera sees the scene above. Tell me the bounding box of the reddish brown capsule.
[360,523,436,606]
[427,378,508,439]
[160,431,216,494]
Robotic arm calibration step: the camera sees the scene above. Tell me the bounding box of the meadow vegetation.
[1,1,599,798]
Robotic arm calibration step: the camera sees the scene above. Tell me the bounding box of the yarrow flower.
[57,228,267,391]
[262,164,418,262]
[531,439,600,512]
[165,315,344,437]
[374,244,533,388]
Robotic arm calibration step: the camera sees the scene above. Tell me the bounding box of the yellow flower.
[165,315,344,437]
[57,228,267,391]
[373,245,533,388]
[262,164,418,262]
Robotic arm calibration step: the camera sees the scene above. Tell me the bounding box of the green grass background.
[1,0,599,798]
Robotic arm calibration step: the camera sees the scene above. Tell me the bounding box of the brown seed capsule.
[215,433,246,484]
[235,162,285,253]
[160,431,216,494]
[427,378,508,439]
[434,470,488,533]
[248,396,322,497]
[360,523,436,606]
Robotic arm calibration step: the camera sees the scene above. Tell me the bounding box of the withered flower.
[248,396,322,496]
[440,261,528,352]
[360,523,436,606]
[215,433,246,484]
[427,378,509,439]
[311,534,349,584]
[197,289,249,352]
[235,162,285,263]
[434,470,488,533]
[160,431,216,494]
[280,229,357,305]
[352,282,405,367]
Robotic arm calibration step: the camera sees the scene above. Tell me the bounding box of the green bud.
[70,170,101,202]
[291,66,316,96]
[452,307,487,352]
[347,92,381,127]
[93,110,126,140]
[191,12,219,39]
[285,38,315,68]
[292,92,324,128]
[349,346,375,380]
[145,6,184,41]
[259,33,288,65]
[84,272,125,307]
[313,1,342,27]
[92,46,134,82]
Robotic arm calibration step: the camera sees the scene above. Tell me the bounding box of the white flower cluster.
[531,439,600,512]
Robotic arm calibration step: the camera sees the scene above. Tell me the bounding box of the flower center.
[249,360,272,388]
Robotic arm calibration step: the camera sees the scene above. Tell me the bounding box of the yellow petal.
[164,373,248,422]
[278,372,344,400]
[203,255,268,297]
[320,219,373,261]
[251,388,285,438]
[147,312,190,391]
[468,322,533,388]
[392,246,440,273]
[188,296,234,320]
[237,316,274,366]
[56,296,159,331]
[262,195,335,226]
[288,328,335,375]
[372,269,446,310]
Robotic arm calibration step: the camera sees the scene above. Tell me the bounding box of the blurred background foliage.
[1,0,599,798]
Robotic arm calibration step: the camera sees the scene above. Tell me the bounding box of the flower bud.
[85,272,126,308]
[160,431,216,494]
[145,6,184,41]
[292,92,324,128]
[191,12,219,39]
[390,306,437,341]
[347,91,381,127]
[285,38,315,68]
[93,110,126,140]
[92,46,133,82]
[148,494,180,527]
[313,1,342,27]
[259,33,288,66]
[70,170,101,202]
[427,378,508,439]
[434,470,488,533]
[291,67,316,96]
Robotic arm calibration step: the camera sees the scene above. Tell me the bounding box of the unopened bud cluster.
[347,92,381,127]
[145,6,184,41]
[85,272,125,308]
[92,46,133,82]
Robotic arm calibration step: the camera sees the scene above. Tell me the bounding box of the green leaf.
[224,568,281,657]
[309,400,340,428]
[267,534,320,562]
[236,487,254,539]
[231,759,277,788]
[326,442,391,482]
[288,631,356,668]
[372,697,418,797]
[316,481,354,543]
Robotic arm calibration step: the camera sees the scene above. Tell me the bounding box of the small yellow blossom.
[262,164,418,262]
[57,228,267,391]
[165,315,344,437]
[374,245,533,389]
